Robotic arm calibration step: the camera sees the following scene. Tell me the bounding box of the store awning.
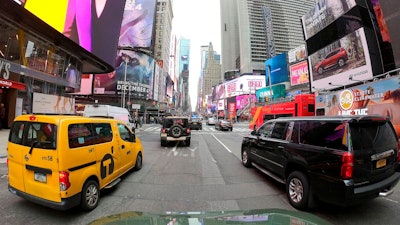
[0,78,26,91]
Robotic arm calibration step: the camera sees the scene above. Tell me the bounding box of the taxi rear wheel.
[81,180,99,211]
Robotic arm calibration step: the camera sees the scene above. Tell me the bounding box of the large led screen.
[318,75,400,137]
[23,0,126,68]
[290,60,309,86]
[265,53,288,86]
[302,0,357,40]
[224,75,266,98]
[119,0,156,48]
[309,28,373,92]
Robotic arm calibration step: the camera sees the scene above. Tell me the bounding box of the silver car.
[206,117,217,125]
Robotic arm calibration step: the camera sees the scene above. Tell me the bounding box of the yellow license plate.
[376,158,387,168]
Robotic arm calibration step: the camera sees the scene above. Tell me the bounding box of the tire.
[169,125,183,138]
[161,140,167,147]
[241,146,252,167]
[317,67,323,74]
[229,127,233,131]
[286,171,310,210]
[133,152,142,171]
[81,180,100,211]
[338,58,345,67]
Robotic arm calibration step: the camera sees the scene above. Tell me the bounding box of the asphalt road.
[0,123,399,224]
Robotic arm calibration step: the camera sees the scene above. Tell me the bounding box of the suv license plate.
[34,172,47,183]
[376,158,387,168]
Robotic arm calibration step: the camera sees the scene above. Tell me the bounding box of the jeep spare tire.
[169,125,183,137]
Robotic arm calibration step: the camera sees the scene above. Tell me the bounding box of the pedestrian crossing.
[137,126,252,134]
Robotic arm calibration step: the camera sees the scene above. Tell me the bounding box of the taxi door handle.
[121,145,125,150]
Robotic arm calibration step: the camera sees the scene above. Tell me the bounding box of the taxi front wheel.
[81,180,100,211]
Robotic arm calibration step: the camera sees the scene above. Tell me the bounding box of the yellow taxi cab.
[7,114,143,211]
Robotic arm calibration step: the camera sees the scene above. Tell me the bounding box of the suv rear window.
[350,120,398,150]
[164,118,189,128]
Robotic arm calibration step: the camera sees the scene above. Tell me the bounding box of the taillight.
[59,171,71,191]
[340,152,353,179]
[186,128,191,133]
[161,128,166,133]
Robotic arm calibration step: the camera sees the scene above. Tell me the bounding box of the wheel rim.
[85,184,99,207]
[242,150,248,164]
[338,59,344,67]
[289,177,303,203]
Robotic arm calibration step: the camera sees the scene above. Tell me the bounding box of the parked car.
[190,117,202,130]
[206,117,217,125]
[314,47,348,74]
[160,116,191,146]
[215,119,233,131]
[241,115,400,210]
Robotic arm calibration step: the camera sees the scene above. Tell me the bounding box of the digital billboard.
[290,60,309,86]
[265,53,288,85]
[23,0,126,68]
[288,45,306,64]
[302,0,357,40]
[318,75,400,137]
[224,75,266,98]
[119,0,156,48]
[309,28,373,92]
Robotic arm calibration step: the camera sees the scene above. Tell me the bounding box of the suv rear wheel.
[286,171,310,210]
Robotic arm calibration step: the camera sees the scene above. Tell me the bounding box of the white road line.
[211,133,232,153]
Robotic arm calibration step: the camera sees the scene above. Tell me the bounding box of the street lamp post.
[121,58,128,108]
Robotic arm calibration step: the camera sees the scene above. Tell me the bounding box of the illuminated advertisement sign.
[265,53,288,85]
[24,0,126,67]
[119,0,156,48]
[288,45,306,64]
[290,61,309,86]
[318,75,400,137]
[224,75,266,98]
[236,95,256,109]
[309,28,372,92]
[302,0,357,40]
[32,92,75,114]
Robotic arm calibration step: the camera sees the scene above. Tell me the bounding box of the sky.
[171,0,221,112]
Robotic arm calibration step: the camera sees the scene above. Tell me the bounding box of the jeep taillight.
[59,171,71,191]
[161,128,166,133]
[186,128,191,133]
[340,152,353,179]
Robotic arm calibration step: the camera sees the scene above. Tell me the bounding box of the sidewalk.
[0,129,9,163]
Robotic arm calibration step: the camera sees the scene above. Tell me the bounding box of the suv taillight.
[340,152,353,179]
[59,171,71,191]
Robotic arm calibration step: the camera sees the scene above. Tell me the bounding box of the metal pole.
[267,65,273,102]
[122,59,128,108]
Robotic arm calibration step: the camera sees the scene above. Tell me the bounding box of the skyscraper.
[220,0,315,76]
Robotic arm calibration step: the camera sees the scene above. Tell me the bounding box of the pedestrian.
[0,103,6,130]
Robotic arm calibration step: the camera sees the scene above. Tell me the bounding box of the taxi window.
[118,123,134,142]
[93,123,113,143]
[68,123,93,148]
[9,122,57,150]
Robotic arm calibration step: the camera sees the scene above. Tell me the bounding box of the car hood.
[88,209,332,225]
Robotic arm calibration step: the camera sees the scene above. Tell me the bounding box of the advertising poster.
[119,0,156,48]
[24,0,126,68]
[224,75,266,98]
[319,75,400,137]
[32,92,75,114]
[265,53,288,85]
[302,0,357,40]
[309,28,372,91]
[290,60,309,86]
[114,50,154,99]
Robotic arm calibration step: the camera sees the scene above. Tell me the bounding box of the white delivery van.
[83,104,136,131]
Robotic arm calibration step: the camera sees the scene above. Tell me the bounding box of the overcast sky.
[171,0,221,112]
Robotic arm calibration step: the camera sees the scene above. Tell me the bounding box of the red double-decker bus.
[249,94,316,129]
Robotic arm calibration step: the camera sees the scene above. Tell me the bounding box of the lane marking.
[211,133,232,153]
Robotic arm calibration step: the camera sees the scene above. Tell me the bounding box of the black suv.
[241,115,400,210]
[160,116,191,146]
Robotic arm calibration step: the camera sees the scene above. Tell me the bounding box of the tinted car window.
[68,123,93,148]
[258,122,274,137]
[271,122,288,140]
[299,121,347,150]
[164,118,189,128]
[350,120,398,150]
[93,123,113,143]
